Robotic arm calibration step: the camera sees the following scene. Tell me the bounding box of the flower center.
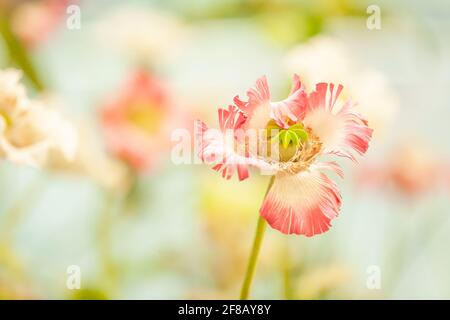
[266,120,309,162]
[126,102,163,134]
[254,119,323,175]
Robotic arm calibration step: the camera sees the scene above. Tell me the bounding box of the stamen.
[260,127,322,175]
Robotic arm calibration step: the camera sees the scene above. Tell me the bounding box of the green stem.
[0,12,45,91]
[282,240,294,299]
[96,190,120,296]
[0,177,45,241]
[0,176,46,287]
[240,176,275,300]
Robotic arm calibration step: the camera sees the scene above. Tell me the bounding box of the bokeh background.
[1,0,450,299]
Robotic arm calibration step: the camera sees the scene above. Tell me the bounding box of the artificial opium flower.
[0,69,77,166]
[197,75,372,237]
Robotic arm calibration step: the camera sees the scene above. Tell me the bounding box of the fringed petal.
[312,161,344,178]
[303,83,373,161]
[218,105,247,132]
[270,74,308,128]
[196,105,251,181]
[233,76,272,130]
[234,75,308,131]
[233,76,270,116]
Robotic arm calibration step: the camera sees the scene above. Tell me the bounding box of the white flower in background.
[0,69,77,167]
[47,121,131,192]
[285,37,351,87]
[285,36,398,139]
[94,5,188,64]
[0,69,28,112]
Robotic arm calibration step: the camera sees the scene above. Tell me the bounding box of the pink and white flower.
[197,75,373,236]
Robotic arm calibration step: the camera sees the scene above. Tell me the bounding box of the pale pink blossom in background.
[100,71,175,173]
[11,0,72,48]
[0,69,77,167]
[47,119,130,192]
[357,142,447,198]
[197,75,372,236]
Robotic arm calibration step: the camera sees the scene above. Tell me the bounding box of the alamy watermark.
[66,5,81,30]
[366,265,381,290]
[367,5,382,30]
[66,265,81,290]
[170,124,295,176]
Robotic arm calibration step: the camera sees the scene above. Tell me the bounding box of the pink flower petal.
[234,75,308,129]
[270,74,308,128]
[233,76,271,116]
[303,82,373,161]
[196,105,251,181]
[260,168,342,236]
[313,161,344,178]
[196,104,275,181]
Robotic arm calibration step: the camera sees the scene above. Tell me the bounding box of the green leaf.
[291,128,309,142]
[266,120,281,138]
[289,123,305,130]
[0,14,45,92]
[280,131,290,149]
[289,131,299,147]
[266,121,309,148]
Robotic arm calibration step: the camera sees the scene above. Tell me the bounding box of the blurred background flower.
[93,4,189,68]
[10,0,72,49]
[0,69,77,166]
[357,141,448,198]
[100,71,174,173]
[284,35,398,140]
